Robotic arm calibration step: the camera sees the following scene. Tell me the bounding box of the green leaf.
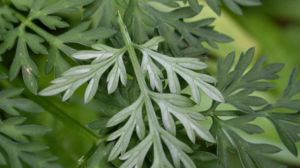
[107,111,137,161]
[143,5,232,56]
[0,6,18,33]
[216,55,300,158]
[212,117,281,168]
[264,69,300,156]
[0,86,60,168]
[40,47,126,103]
[1,0,115,93]
[0,134,61,168]
[124,0,156,43]
[39,0,93,15]
[103,18,223,167]
[24,33,48,54]
[85,0,232,57]
[217,48,283,113]
[11,0,33,11]
[160,129,196,168]
[273,68,300,110]
[139,46,224,103]
[225,116,264,135]
[118,135,153,168]
[0,117,50,142]
[84,0,119,28]
[187,0,203,12]
[106,95,144,128]
[205,0,261,15]
[59,22,116,46]
[268,113,300,156]
[0,29,18,56]
[151,92,215,143]
[0,88,43,115]
[39,15,69,30]
[9,37,39,94]
[45,44,71,75]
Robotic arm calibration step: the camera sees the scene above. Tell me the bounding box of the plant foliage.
[0,0,115,94]
[1,0,300,168]
[205,0,261,15]
[0,76,61,168]
[40,16,224,166]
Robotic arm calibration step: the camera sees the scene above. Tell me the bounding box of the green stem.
[76,140,105,168]
[203,101,219,116]
[30,95,101,142]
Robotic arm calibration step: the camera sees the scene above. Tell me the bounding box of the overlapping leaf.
[106,92,215,167]
[205,0,261,15]
[151,92,215,143]
[214,49,300,166]
[217,48,283,113]
[85,0,232,57]
[0,88,43,115]
[106,95,145,160]
[211,117,282,168]
[145,5,232,57]
[41,23,224,167]
[138,37,224,103]
[40,44,126,103]
[37,4,300,168]
[3,1,300,168]
[272,68,300,110]
[0,77,61,168]
[267,113,300,156]
[106,92,212,168]
[84,0,122,28]
[266,69,300,156]
[0,6,17,33]
[0,0,115,94]
[106,17,223,167]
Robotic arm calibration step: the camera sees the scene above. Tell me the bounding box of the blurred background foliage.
[200,0,300,166]
[201,0,300,166]
[3,0,299,167]
[201,0,300,92]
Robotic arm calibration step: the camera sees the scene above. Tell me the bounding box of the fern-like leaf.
[205,0,261,15]
[0,77,62,168]
[85,0,232,57]
[0,0,115,93]
[40,15,224,168]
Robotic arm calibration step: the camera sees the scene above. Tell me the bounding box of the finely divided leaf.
[206,0,261,15]
[217,48,283,113]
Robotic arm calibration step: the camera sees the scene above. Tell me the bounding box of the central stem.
[118,12,160,131]
[118,13,165,161]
